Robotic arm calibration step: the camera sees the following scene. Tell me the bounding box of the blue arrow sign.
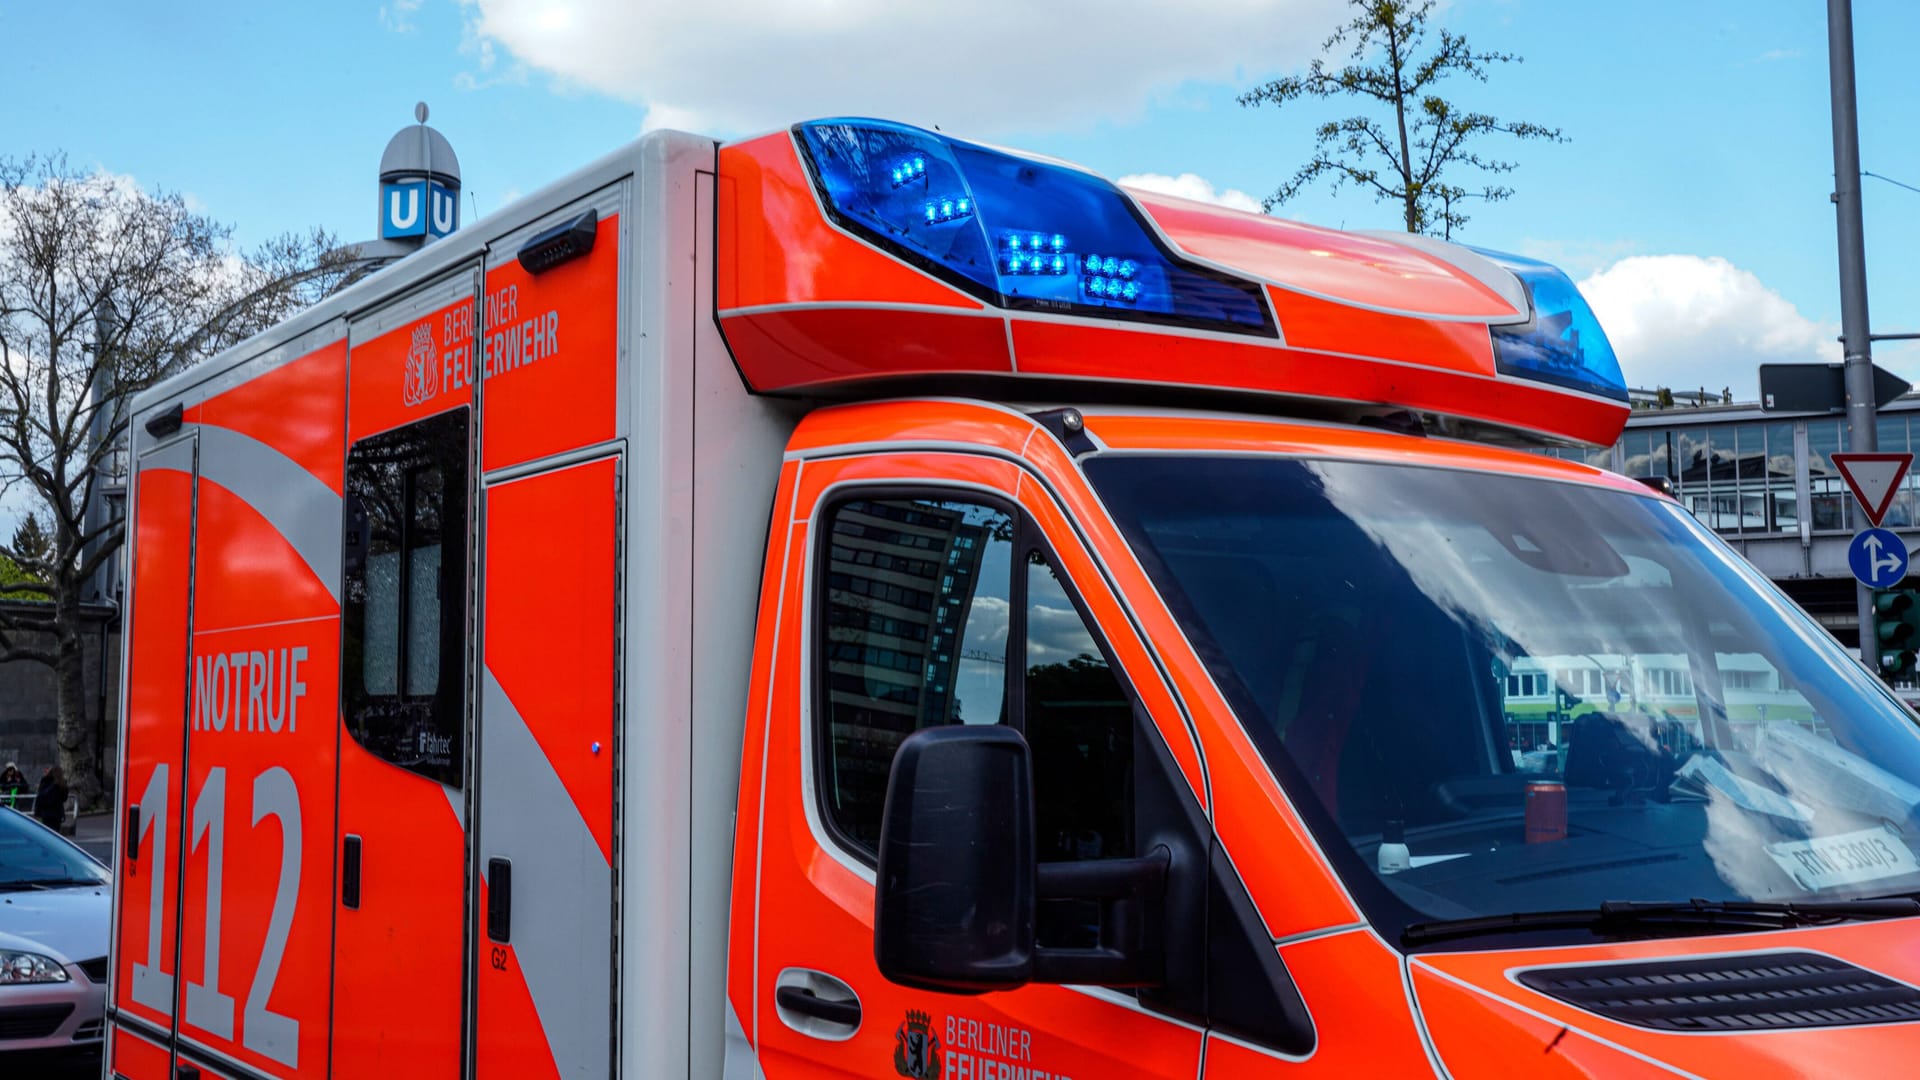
[1849,527,1909,589]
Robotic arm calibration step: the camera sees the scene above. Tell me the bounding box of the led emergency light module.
[1471,248,1627,402]
[795,117,1275,335]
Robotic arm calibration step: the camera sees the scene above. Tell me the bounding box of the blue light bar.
[1472,248,1628,403]
[794,118,1274,336]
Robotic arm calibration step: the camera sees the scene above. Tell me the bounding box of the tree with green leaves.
[0,513,50,596]
[0,154,362,803]
[1238,0,1565,238]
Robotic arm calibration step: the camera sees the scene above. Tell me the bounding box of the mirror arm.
[1036,847,1169,899]
[1032,846,1171,988]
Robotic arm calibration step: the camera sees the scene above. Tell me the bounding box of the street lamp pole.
[1828,0,1879,666]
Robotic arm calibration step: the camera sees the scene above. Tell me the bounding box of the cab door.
[745,449,1206,1080]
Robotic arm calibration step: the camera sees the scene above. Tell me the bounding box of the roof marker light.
[1470,248,1628,403]
[517,207,599,275]
[794,117,1275,335]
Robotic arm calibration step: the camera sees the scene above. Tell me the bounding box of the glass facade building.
[1533,397,1920,650]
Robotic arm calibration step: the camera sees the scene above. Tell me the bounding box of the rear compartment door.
[111,432,199,1062]
[467,185,626,1080]
[332,265,483,1079]
[170,329,349,1080]
[472,451,621,1080]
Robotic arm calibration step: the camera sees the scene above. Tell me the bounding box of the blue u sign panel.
[382,180,427,238]
[1849,527,1909,589]
[382,179,458,240]
[427,182,458,238]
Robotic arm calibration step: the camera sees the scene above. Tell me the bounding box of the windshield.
[1087,454,1920,946]
[0,807,106,888]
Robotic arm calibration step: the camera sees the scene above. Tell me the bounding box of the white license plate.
[1766,825,1920,892]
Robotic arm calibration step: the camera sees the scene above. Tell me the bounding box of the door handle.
[124,804,140,864]
[487,857,512,943]
[773,967,862,1037]
[341,835,362,909]
[776,985,861,1027]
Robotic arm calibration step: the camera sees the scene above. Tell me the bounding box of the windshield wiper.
[1401,896,1920,947]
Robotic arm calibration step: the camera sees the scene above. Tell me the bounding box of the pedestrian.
[34,765,66,831]
[0,762,24,809]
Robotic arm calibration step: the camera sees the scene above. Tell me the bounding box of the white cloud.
[1516,237,1639,279]
[455,0,1348,137]
[640,102,708,135]
[381,0,425,33]
[1576,255,1838,400]
[1117,172,1264,214]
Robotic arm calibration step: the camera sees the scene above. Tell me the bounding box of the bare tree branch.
[0,153,351,803]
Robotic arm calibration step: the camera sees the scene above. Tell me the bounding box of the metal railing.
[0,791,77,829]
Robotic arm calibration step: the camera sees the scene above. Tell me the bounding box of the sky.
[7,0,1920,400]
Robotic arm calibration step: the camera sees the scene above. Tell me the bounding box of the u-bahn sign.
[381,178,459,240]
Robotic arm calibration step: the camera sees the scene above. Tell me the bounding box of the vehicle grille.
[77,956,108,983]
[1516,950,1920,1032]
[0,1003,74,1040]
[71,1018,103,1042]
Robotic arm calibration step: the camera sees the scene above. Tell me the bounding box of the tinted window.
[1027,552,1132,864]
[342,408,469,787]
[1026,551,1134,949]
[817,494,1140,887]
[820,497,1014,851]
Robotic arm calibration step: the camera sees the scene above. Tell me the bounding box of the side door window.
[816,497,1139,883]
[1025,550,1136,948]
[342,407,469,784]
[819,496,1015,854]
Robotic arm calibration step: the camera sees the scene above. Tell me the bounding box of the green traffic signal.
[1875,589,1920,677]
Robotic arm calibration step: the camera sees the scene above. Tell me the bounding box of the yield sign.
[1832,451,1915,527]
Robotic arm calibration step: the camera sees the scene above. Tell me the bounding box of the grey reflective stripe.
[441,782,464,831]
[723,1001,763,1080]
[137,438,197,475]
[195,425,343,605]
[480,668,611,1080]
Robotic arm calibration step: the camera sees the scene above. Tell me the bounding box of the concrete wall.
[0,602,121,795]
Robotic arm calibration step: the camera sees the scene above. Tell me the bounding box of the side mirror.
[873,725,1174,994]
[873,726,1035,993]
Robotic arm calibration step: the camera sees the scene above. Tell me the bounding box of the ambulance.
[102,117,1920,1080]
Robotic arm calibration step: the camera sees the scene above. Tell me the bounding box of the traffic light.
[1875,589,1920,678]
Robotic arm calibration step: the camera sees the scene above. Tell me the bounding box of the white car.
[0,805,109,1066]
